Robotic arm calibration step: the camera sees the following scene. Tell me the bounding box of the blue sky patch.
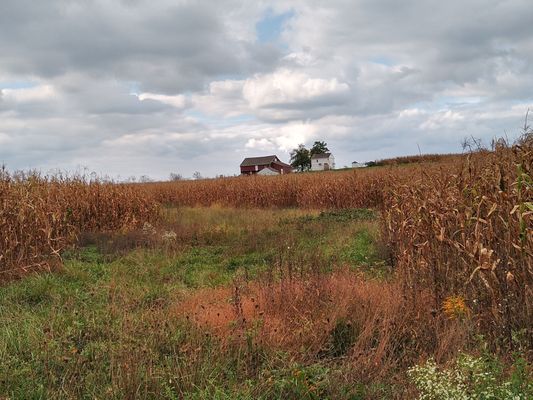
[256,9,294,44]
[370,56,394,66]
[0,81,37,90]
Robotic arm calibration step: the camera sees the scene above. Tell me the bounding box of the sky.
[0,0,532,180]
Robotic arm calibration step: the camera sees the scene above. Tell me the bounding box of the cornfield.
[1,138,531,349]
[0,168,158,278]
[384,137,532,347]
[0,163,439,279]
[141,166,410,209]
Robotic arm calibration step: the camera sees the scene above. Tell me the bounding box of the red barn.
[240,155,293,175]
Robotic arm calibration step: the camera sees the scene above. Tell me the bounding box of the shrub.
[408,354,532,400]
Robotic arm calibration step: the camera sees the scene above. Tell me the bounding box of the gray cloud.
[0,0,280,93]
[0,0,531,178]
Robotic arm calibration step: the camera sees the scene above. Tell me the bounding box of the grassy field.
[2,207,530,399]
[1,207,398,399]
[1,140,531,399]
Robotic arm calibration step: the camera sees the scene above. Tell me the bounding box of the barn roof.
[240,155,279,167]
[311,152,332,159]
[274,160,293,169]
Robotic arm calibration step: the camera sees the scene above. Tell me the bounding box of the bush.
[408,354,532,400]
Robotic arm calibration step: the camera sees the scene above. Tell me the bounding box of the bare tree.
[169,172,183,181]
[192,171,203,180]
[139,175,153,183]
[460,136,484,153]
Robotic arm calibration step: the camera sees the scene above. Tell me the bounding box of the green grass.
[2,206,527,398]
[0,207,390,399]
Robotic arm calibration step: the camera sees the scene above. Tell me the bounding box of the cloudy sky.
[1,0,532,179]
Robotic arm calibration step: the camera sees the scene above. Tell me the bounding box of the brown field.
[1,141,531,344]
[0,168,159,278]
[0,136,531,398]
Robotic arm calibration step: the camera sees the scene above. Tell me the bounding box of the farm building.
[257,167,280,176]
[240,155,293,175]
[311,153,335,171]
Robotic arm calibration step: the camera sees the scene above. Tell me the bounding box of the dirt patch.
[174,270,441,376]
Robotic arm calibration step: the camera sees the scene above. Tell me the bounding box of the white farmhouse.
[311,153,335,171]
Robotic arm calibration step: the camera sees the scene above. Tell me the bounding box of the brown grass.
[175,269,469,380]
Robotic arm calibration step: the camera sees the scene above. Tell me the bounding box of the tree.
[192,171,203,180]
[169,172,183,181]
[139,175,153,183]
[310,141,329,156]
[290,144,311,172]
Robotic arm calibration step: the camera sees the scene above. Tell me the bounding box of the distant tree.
[310,141,330,156]
[290,144,311,172]
[139,175,153,183]
[169,172,183,181]
[460,136,484,153]
[192,171,203,180]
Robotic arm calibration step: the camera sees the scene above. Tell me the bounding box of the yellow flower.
[442,295,470,320]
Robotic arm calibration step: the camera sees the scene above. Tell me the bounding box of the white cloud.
[399,108,426,119]
[243,120,320,152]
[245,137,275,150]
[0,0,531,179]
[192,79,249,118]
[243,69,350,109]
[137,93,188,109]
[2,84,56,103]
[420,110,466,130]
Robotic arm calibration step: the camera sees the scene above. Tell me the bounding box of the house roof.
[311,152,332,159]
[240,155,279,167]
[257,166,279,174]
